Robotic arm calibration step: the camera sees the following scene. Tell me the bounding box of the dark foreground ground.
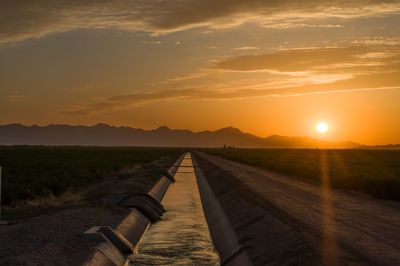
[0,150,180,265]
[194,152,400,265]
[0,146,182,219]
[1,147,399,265]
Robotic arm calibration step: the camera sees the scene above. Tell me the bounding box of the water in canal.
[128,153,220,265]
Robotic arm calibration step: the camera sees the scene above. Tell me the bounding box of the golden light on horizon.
[0,1,400,145]
[316,122,329,134]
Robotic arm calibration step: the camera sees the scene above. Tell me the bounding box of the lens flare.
[316,122,329,133]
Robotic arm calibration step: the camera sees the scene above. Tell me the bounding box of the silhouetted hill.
[0,123,362,148]
[365,144,400,150]
[264,135,361,149]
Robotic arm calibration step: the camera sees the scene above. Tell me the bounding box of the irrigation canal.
[129,153,220,265]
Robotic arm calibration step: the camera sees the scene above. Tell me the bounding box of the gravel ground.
[0,157,176,266]
[194,152,400,266]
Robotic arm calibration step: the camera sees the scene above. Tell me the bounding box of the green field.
[0,146,182,205]
[206,148,400,200]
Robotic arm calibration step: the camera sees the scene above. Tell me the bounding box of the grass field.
[0,146,182,206]
[206,148,400,201]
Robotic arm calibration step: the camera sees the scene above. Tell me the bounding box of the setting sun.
[316,122,329,133]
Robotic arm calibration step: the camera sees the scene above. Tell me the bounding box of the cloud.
[233,46,260,51]
[167,72,208,82]
[215,43,400,77]
[1,0,400,43]
[7,95,27,103]
[60,88,202,115]
[60,71,400,116]
[60,40,400,115]
[216,46,373,72]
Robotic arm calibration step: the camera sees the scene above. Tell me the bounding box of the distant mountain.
[0,123,362,148]
[365,144,400,150]
[264,135,362,149]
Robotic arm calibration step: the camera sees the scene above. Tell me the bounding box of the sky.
[1,1,400,145]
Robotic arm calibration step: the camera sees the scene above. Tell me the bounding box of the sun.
[316,122,329,133]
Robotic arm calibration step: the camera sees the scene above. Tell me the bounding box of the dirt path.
[195,152,400,265]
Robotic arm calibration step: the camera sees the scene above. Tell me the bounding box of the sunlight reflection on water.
[128,153,220,265]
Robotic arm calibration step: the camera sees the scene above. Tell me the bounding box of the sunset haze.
[1,1,400,145]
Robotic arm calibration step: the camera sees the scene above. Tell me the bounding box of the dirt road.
[195,152,400,265]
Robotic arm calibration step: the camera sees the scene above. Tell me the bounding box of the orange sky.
[1,1,400,145]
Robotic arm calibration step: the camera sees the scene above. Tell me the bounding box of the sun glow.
[316,122,329,133]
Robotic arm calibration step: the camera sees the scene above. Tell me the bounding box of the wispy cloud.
[233,46,260,51]
[60,39,400,116]
[61,71,400,116]
[216,42,400,77]
[216,46,372,72]
[8,95,27,103]
[167,72,208,82]
[1,1,399,43]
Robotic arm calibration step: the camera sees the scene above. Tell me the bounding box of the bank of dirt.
[194,152,400,265]
[0,156,176,266]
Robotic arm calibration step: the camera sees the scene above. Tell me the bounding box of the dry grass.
[0,146,182,205]
[3,190,81,215]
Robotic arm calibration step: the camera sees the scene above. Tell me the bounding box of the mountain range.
[0,123,363,148]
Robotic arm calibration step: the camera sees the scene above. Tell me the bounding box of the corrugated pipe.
[82,153,185,266]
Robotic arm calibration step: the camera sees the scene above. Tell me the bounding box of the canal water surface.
[128,153,220,265]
